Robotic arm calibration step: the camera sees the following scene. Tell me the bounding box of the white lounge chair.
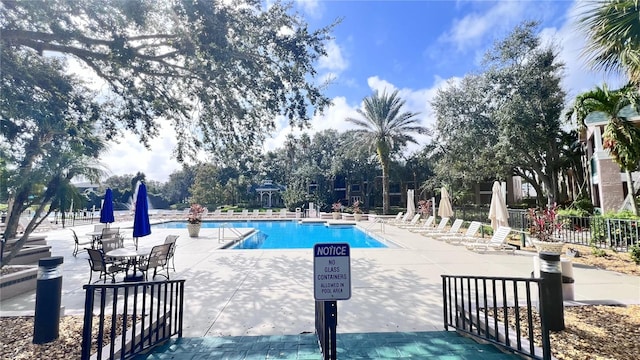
[212,209,222,218]
[265,209,273,218]
[414,217,449,234]
[395,214,421,228]
[385,212,404,224]
[226,209,234,217]
[241,209,249,217]
[279,209,287,218]
[405,216,435,232]
[425,219,464,238]
[464,226,515,253]
[442,221,483,244]
[252,209,260,217]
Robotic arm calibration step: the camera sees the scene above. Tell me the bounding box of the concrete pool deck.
[1,217,638,339]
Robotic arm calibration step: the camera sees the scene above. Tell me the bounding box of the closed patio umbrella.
[438,187,454,218]
[132,182,151,250]
[100,188,115,228]
[488,181,509,231]
[406,189,416,218]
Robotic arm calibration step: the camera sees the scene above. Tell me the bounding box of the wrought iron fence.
[315,300,337,360]
[441,275,551,360]
[81,280,185,360]
[503,210,638,252]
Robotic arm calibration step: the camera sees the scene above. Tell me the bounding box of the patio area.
[2,218,638,338]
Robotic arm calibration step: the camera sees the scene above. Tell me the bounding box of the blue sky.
[101,0,625,182]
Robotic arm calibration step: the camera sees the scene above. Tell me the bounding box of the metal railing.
[442,275,551,360]
[315,300,337,360]
[81,280,185,360]
[504,210,639,252]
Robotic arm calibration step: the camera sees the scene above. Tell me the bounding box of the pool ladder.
[218,223,244,243]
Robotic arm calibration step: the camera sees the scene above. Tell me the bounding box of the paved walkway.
[1,218,638,358]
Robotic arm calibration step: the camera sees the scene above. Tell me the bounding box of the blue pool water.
[153,220,387,249]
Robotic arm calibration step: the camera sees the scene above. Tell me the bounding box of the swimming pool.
[153,220,388,249]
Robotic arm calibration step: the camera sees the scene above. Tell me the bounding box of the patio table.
[105,248,145,282]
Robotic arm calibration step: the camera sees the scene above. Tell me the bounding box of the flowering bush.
[187,203,205,224]
[332,202,342,212]
[351,200,362,214]
[528,204,563,242]
[418,200,431,215]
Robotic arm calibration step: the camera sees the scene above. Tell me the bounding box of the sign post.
[314,243,351,301]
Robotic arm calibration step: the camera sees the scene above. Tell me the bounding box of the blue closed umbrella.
[132,182,151,250]
[100,188,115,226]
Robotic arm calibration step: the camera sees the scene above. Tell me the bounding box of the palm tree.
[579,0,640,85]
[346,90,429,214]
[568,84,640,215]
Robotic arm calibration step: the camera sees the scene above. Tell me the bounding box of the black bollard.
[538,252,564,331]
[33,256,64,344]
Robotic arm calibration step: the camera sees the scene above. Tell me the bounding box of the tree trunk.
[380,159,390,215]
[626,171,639,216]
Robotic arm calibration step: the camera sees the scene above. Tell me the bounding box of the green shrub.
[591,247,607,257]
[630,245,640,265]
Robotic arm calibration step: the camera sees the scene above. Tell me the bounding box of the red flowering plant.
[527,204,563,242]
[187,203,205,224]
[351,200,362,214]
[417,200,431,216]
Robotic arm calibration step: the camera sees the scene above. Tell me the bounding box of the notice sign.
[314,243,351,301]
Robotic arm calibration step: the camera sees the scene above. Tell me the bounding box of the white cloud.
[295,0,322,18]
[540,1,626,101]
[441,1,526,51]
[318,39,349,73]
[99,120,181,182]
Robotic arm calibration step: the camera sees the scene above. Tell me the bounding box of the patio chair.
[227,209,234,217]
[265,209,273,218]
[413,217,449,234]
[87,248,125,283]
[464,226,515,253]
[252,209,260,217]
[442,221,483,244]
[241,209,249,217]
[164,235,179,272]
[404,216,435,232]
[279,209,288,218]
[101,237,124,253]
[424,219,464,238]
[71,229,93,257]
[138,243,172,280]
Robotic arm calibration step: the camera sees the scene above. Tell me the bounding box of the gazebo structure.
[254,180,285,208]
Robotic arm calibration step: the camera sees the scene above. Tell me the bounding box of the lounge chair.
[414,217,449,234]
[442,221,483,244]
[71,229,93,257]
[226,209,234,217]
[265,209,273,218]
[464,226,515,253]
[424,219,464,238]
[279,209,288,218]
[252,209,260,217]
[405,216,435,232]
[385,212,405,224]
[395,214,422,228]
[240,209,249,217]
